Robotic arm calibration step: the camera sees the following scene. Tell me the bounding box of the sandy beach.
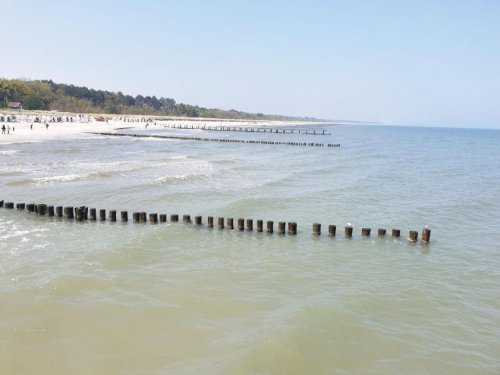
[0,111,332,145]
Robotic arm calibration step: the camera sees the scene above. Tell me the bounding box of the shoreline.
[0,110,345,145]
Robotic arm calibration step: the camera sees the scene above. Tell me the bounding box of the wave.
[7,171,115,185]
[0,150,20,156]
[154,173,210,185]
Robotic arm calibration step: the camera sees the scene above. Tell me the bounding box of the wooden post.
[246,219,253,231]
[76,207,85,221]
[278,222,286,235]
[288,222,297,235]
[391,229,400,237]
[99,209,106,221]
[422,228,431,242]
[378,228,386,236]
[149,213,158,223]
[140,212,147,222]
[89,208,96,221]
[56,206,63,217]
[83,207,88,220]
[159,214,167,222]
[109,210,117,222]
[345,226,353,238]
[133,212,140,222]
[5,202,14,209]
[227,217,234,230]
[37,204,47,215]
[257,220,263,232]
[183,214,191,223]
[328,225,336,236]
[195,216,202,225]
[170,214,179,222]
[16,203,25,210]
[266,220,274,233]
[217,217,224,229]
[362,228,371,236]
[65,207,74,219]
[121,211,128,222]
[0,200,3,207]
[47,206,55,216]
[312,223,321,235]
[207,216,214,228]
[237,218,244,231]
[409,231,418,242]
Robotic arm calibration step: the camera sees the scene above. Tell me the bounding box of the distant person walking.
[7,125,11,134]
[46,123,49,130]
[1,125,5,134]
[30,124,33,130]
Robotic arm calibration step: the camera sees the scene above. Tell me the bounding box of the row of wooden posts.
[88,132,341,148]
[0,200,431,242]
[162,123,332,136]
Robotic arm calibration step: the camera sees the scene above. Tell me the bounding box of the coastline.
[0,110,340,145]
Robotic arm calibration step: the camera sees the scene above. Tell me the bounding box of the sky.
[1,0,499,128]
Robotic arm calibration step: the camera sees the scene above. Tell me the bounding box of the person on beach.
[7,125,11,134]
[30,124,33,130]
[46,123,49,130]
[1,124,5,134]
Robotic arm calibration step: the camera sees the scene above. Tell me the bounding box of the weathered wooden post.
[159,214,167,222]
[65,206,74,219]
[409,231,418,242]
[391,229,400,237]
[246,219,253,231]
[170,214,179,222]
[139,212,147,222]
[76,207,85,221]
[183,214,191,223]
[312,223,321,235]
[5,202,14,209]
[37,204,47,215]
[378,228,386,236]
[0,200,3,207]
[266,220,274,233]
[99,209,106,221]
[345,226,353,238]
[47,206,55,216]
[149,213,158,223]
[288,222,297,235]
[237,218,244,231]
[362,228,371,236]
[133,212,140,222]
[422,228,431,242]
[217,217,224,229]
[207,216,214,228]
[278,222,286,235]
[195,216,202,225]
[121,211,128,222]
[109,210,117,222]
[328,225,336,236]
[227,217,234,230]
[16,203,25,210]
[56,206,63,217]
[89,208,96,221]
[257,220,263,232]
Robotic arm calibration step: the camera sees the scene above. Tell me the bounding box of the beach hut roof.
[7,101,23,109]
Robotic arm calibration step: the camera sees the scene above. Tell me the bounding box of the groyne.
[0,200,431,243]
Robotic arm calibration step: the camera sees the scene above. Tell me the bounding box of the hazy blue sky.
[1,0,499,128]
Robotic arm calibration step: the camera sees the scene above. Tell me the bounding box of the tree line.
[0,78,316,121]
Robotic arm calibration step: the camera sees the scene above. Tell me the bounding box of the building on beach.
[7,101,23,110]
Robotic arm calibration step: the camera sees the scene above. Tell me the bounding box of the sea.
[1,124,499,374]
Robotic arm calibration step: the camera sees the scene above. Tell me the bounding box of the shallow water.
[1,124,499,374]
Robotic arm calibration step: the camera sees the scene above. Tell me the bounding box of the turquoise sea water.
[1,124,499,374]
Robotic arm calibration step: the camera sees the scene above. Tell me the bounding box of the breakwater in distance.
[0,200,430,243]
[87,132,341,147]
[160,123,332,135]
